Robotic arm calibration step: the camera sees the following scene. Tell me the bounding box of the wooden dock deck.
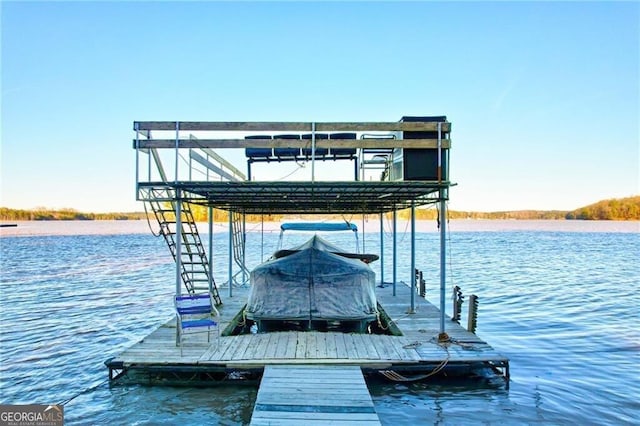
[250,365,380,425]
[107,283,508,381]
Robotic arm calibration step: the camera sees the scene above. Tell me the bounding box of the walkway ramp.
[250,365,381,425]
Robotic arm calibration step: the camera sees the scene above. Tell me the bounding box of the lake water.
[1,220,638,425]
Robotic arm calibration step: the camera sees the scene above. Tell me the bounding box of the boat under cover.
[245,235,378,325]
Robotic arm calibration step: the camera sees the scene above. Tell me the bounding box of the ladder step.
[148,199,221,305]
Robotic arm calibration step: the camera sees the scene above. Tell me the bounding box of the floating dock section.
[106,285,509,380]
[251,365,380,425]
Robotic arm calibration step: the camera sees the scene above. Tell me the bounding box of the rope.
[380,342,451,382]
[143,202,162,237]
[58,377,110,406]
[237,309,247,328]
[376,312,388,331]
[383,212,410,244]
[276,163,305,181]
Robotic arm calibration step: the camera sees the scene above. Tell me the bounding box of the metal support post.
[362,215,366,253]
[392,208,397,296]
[379,213,385,287]
[175,190,182,297]
[174,121,180,182]
[439,192,449,341]
[175,189,182,346]
[311,122,316,183]
[208,206,214,294]
[242,214,247,285]
[134,123,139,198]
[410,201,416,313]
[228,211,233,297]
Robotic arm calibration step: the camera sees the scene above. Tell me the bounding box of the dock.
[110,118,510,421]
[251,365,380,425]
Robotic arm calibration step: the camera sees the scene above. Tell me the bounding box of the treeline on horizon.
[0,207,148,221]
[1,196,639,222]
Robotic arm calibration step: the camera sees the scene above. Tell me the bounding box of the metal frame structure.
[133,119,453,338]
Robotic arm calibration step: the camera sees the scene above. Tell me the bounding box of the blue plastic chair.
[175,293,220,355]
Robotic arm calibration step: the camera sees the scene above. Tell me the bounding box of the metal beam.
[135,138,451,150]
[133,121,451,132]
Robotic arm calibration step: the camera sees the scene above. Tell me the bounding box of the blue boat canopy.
[280,222,358,232]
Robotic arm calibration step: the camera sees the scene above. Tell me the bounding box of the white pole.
[242,214,247,285]
[439,194,447,337]
[311,122,316,183]
[176,189,182,297]
[228,211,233,297]
[134,123,139,198]
[362,215,365,253]
[175,190,183,347]
[208,206,214,293]
[410,201,416,313]
[174,121,180,183]
[393,208,397,297]
[379,213,384,287]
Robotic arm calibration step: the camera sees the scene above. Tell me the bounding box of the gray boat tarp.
[246,235,378,322]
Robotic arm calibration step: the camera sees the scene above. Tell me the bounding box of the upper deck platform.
[134,118,452,214]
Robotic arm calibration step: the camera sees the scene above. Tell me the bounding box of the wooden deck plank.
[315,332,327,359]
[265,332,280,359]
[273,332,289,359]
[325,332,338,358]
[254,334,272,360]
[295,332,307,359]
[334,332,348,359]
[284,332,298,359]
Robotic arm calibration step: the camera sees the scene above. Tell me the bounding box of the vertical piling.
[468,295,479,333]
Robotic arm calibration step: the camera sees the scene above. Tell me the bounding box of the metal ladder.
[147,191,222,306]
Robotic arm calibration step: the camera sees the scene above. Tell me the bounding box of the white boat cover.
[246,235,378,322]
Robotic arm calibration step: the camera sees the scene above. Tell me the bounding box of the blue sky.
[1,1,638,213]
